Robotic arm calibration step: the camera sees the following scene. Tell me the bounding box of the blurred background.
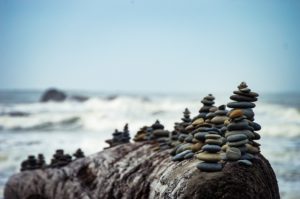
[0,0,300,198]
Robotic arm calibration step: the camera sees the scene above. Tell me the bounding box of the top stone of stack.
[193,94,215,121]
[227,82,259,121]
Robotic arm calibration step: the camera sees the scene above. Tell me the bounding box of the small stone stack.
[73,148,85,159]
[151,120,170,150]
[20,154,47,171]
[122,123,131,143]
[133,126,148,142]
[196,131,224,172]
[193,94,216,121]
[105,124,131,148]
[50,149,72,168]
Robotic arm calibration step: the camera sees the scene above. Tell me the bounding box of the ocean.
[0,90,300,199]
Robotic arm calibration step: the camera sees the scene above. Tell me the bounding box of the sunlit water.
[0,90,300,198]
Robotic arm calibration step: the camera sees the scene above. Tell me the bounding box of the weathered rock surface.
[40,89,67,102]
[4,142,280,199]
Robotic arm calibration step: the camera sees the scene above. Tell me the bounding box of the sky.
[0,0,299,93]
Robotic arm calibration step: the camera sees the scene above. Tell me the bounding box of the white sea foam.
[0,96,300,137]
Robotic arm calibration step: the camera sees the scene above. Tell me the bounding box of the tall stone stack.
[150,120,170,150]
[210,105,228,130]
[223,82,262,165]
[122,123,131,143]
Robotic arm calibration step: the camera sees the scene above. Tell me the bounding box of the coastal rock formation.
[40,88,67,102]
[5,142,280,199]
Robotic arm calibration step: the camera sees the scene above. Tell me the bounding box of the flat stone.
[178,134,188,142]
[205,139,223,145]
[205,134,221,139]
[228,139,248,147]
[211,116,228,124]
[215,110,227,116]
[185,124,194,131]
[240,87,251,93]
[233,90,259,98]
[238,159,253,166]
[201,99,215,106]
[226,147,241,161]
[227,134,248,142]
[153,130,169,137]
[253,132,261,140]
[227,102,256,109]
[175,143,192,154]
[184,134,194,143]
[232,116,247,122]
[196,152,221,162]
[202,144,221,153]
[204,94,215,101]
[227,121,250,131]
[197,162,223,172]
[225,130,255,139]
[199,106,211,112]
[172,150,193,161]
[230,94,257,102]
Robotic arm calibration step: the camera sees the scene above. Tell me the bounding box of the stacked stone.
[196,131,224,172]
[50,149,72,168]
[193,94,216,121]
[122,123,131,143]
[210,105,228,130]
[36,154,46,168]
[171,108,192,144]
[151,120,170,150]
[73,148,85,159]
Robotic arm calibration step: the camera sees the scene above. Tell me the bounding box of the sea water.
[0,90,300,199]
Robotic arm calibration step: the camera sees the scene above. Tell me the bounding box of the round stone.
[196,152,221,162]
[184,134,194,143]
[215,110,227,116]
[249,122,261,131]
[205,134,221,139]
[228,139,249,147]
[206,112,215,119]
[201,99,215,106]
[237,159,253,166]
[175,143,192,154]
[240,87,251,93]
[204,94,215,101]
[199,106,211,112]
[227,102,256,109]
[202,144,221,153]
[190,142,204,152]
[153,130,169,137]
[227,134,248,142]
[228,109,244,119]
[226,147,241,161]
[230,94,257,102]
[205,139,223,145]
[253,132,261,140]
[197,162,222,172]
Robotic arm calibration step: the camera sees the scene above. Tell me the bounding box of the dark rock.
[40,88,67,102]
[230,95,257,102]
[227,122,253,131]
[233,90,259,98]
[197,162,223,172]
[227,102,256,109]
[226,147,241,161]
[237,159,253,166]
[227,134,248,142]
[202,144,221,153]
[70,95,89,102]
[172,150,192,161]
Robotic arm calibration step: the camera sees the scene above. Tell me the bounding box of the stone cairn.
[171,95,216,161]
[50,149,72,168]
[133,126,148,142]
[73,148,85,159]
[20,154,46,171]
[150,120,170,150]
[105,124,131,148]
[222,82,261,166]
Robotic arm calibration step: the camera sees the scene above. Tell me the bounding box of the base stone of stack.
[5,142,279,199]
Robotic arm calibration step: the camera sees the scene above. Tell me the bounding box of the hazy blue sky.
[0,0,299,93]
